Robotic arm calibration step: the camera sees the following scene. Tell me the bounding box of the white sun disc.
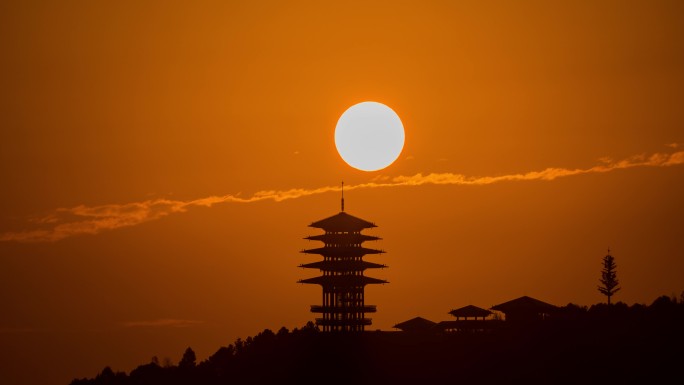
[334,101,405,172]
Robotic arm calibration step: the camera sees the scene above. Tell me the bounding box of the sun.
[335,101,405,172]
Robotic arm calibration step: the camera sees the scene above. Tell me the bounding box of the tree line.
[71,293,684,385]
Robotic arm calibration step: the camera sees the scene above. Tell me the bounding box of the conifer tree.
[598,250,621,304]
[178,347,196,369]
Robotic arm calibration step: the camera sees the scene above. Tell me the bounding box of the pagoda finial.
[341,181,345,212]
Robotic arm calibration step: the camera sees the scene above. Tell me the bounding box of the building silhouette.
[491,296,557,323]
[393,317,437,332]
[437,305,495,332]
[394,299,560,334]
[299,185,387,332]
[449,305,492,321]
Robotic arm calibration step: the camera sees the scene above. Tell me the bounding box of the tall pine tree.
[598,249,620,304]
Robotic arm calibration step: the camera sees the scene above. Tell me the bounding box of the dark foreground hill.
[72,297,684,385]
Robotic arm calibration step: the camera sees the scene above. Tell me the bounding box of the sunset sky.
[1,1,684,384]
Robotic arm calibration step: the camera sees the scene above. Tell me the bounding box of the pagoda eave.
[299,260,387,271]
[308,211,377,232]
[298,275,388,286]
[301,247,385,256]
[304,233,381,242]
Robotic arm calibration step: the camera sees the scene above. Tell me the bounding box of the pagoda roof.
[449,305,492,318]
[491,296,557,313]
[309,211,376,231]
[299,260,387,271]
[301,246,384,257]
[298,275,388,286]
[393,317,437,331]
[305,233,380,242]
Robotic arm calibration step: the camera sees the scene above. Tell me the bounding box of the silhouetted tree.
[598,250,620,304]
[234,338,245,353]
[85,366,128,385]
[129,362,163,384]
[179,347,196,369]
[650,295,677,312]
[301,320,319,333]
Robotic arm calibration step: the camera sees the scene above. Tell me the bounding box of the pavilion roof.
[309,211,376,232]
[449,305,492,318]
[491,296,557,313]
[393,317,436,331]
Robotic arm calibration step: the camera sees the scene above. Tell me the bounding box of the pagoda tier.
[298,275,387,286]
[301,246,384,257]
[304,233,380,243]
[299,260,386,271]
[299,209,387,332]
[309,211,376,232]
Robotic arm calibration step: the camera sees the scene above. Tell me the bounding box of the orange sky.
[1,1,684,384]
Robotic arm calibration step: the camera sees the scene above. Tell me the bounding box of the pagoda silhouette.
[299,184,387,332]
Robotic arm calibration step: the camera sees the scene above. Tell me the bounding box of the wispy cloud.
[123,319,204,328]
[0,327,46,333]
[1,149,682,243]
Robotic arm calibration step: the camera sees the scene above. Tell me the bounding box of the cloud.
[1,150,682,243]
[123,319,204,328]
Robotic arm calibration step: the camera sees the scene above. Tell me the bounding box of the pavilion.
[491,296,557,323]
[449,305,492,321]
[436,305,494,332]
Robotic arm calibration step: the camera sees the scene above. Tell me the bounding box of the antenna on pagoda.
[341,181,345,212]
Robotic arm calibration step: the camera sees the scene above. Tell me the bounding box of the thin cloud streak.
[1,150,682,243]
[0,327,47,334]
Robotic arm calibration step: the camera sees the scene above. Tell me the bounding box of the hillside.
[71,296,684,385]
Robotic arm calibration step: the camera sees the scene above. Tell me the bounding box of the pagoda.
[299,184,387,332]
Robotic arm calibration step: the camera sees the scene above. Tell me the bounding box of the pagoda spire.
[341,181,345,212]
